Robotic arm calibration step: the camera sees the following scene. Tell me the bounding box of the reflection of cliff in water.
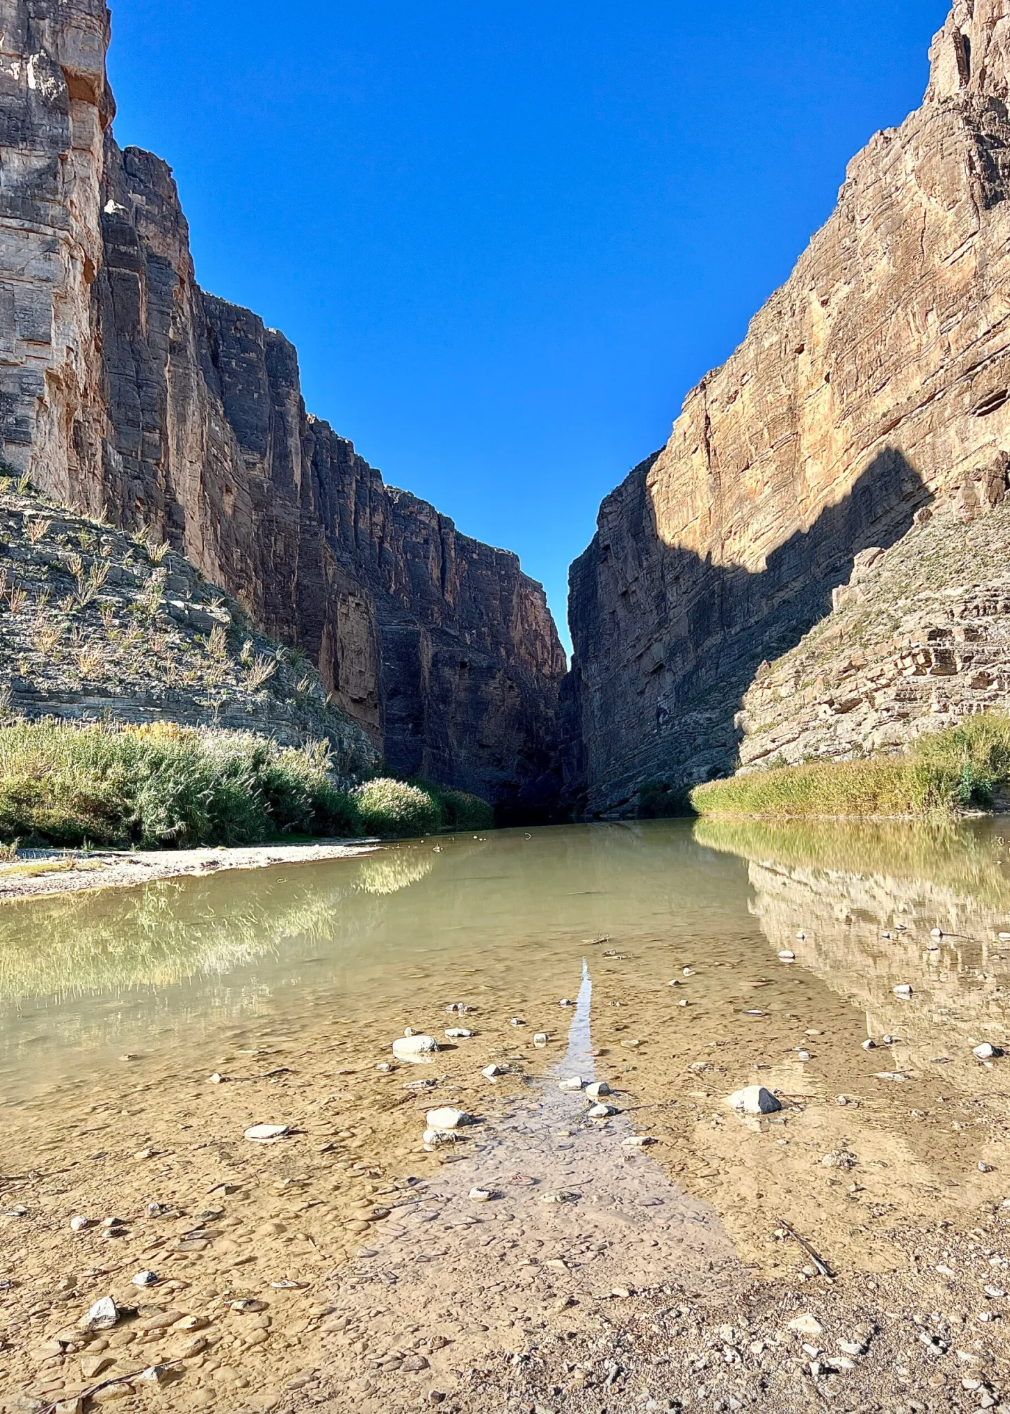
[697,818,1010,1066]
[0,847,436,1005]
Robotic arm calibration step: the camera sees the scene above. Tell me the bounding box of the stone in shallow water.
[392,1034,438,1062]
[587,1102,617,1118]
[585,1081,610,1098]
[557,1076,583,1092]
[728,1085,781,1115]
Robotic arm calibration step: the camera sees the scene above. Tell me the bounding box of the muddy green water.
[3,815,1010,1109]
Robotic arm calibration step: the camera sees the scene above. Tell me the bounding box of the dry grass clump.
[692,712,1010,820]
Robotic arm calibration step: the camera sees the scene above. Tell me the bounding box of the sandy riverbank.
[0,841,382,902]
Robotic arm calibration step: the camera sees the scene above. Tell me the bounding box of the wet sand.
[0,842,379,903]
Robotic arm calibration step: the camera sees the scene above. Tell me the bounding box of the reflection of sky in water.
[4,816,1010,1104]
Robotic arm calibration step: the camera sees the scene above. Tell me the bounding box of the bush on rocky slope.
[692,712,1010,819]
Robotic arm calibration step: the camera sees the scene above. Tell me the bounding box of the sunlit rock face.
[0,1,566,810]
[565,0,1010,816]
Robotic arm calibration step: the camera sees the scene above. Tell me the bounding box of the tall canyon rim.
[563,0,1010,817]
[0,0,566,815]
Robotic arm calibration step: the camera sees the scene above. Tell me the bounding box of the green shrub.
[352,777,440,837]
[0,719,360,848]
[691,712,1010,820]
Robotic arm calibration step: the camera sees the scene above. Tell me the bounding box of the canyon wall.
[0,0,565,811]
[565,0,1010,815]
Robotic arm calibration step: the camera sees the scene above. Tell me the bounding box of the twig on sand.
[41,1365,173,1413]
[777,1215,835,1279]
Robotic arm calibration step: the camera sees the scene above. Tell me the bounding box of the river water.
[4,818,1010,1409]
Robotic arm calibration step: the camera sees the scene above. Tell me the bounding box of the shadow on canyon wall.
[561,446,932,816]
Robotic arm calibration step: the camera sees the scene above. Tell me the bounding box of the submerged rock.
[392,1034,439,1062]
[728,1085,782,1115]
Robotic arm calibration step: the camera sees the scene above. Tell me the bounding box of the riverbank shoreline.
[0,839,383,902]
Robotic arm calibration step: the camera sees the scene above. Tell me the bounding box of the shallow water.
[5,817,1010,1409]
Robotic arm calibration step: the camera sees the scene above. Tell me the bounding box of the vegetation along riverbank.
[692,713,1010,820]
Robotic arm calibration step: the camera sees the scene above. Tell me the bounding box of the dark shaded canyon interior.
[561,450,931,816]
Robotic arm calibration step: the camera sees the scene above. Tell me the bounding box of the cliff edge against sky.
[0,0,566,814]
[564,0,1010,816]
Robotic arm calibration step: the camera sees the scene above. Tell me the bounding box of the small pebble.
[131,1270,159,1287]
[468,1188,492,1202]
[425,1106,469,1130]
[585,1081,611,1098]
[533,1033,548,1047]
[482,1063,505,1078]
[893,984,913,999]
[558,1076,584,1092]
[587,1102,617,1118]
[69,1215,89,1232]
[243,1124,290,1143]
[559,998,573,1007]
[974,1044,1003,1060]
[729,1085,781,1115]
[392,1034,439,1062]
[778,950,795,961]
[444,1027,473,1039]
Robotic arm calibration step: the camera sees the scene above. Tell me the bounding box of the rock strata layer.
[564,0,1010,816]
[0,1,565,811]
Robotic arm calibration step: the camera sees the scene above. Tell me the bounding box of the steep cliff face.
[565,0,1010,815]
[0,0,565,811]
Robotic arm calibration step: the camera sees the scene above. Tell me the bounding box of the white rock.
[533,1033,548,1047]
[974,1044,1002,1060]
[587,1102,617,1118]
[482,1063,504,1078]
[444,1027,473,1039]
[468,1187,492,1202]
[509,1017,524,1027]
[930,928,944,938]
[208,1072,224,1084]
[999,933,1010,942]
[861,1039,876,1050]
[243,1124,290,1143]
[622,1135,655,1147]
[796,1049,812,1062]
[131,1270,159,1287]
[425,1106,469,1130]
[778,950,795,961]
[422,1128,459,1148]
[403,1026,416,1036]
[82,1296,119,1331]
[375,1061,392,1072]
[392,1034,439,1062]
[979,1162,996,1174]
[795,931,806,940]
[585,1081,611,1098]
[729,1085,782,1115]
[788,1313,824,1337]
[559,998,573,1007]
[138,1366,168,1384]
[558,1076,584,1092]
[69,1215,89,1232]
[893,983,913,998]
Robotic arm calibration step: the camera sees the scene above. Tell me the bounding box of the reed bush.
[691,712,1010,820]
[352,778,440,838]
[0,719,360,847]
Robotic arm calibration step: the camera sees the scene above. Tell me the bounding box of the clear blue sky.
[108,0,950,652]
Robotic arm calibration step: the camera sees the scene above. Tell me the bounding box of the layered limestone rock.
[565,0,1010,816]
[0,0,565,811]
